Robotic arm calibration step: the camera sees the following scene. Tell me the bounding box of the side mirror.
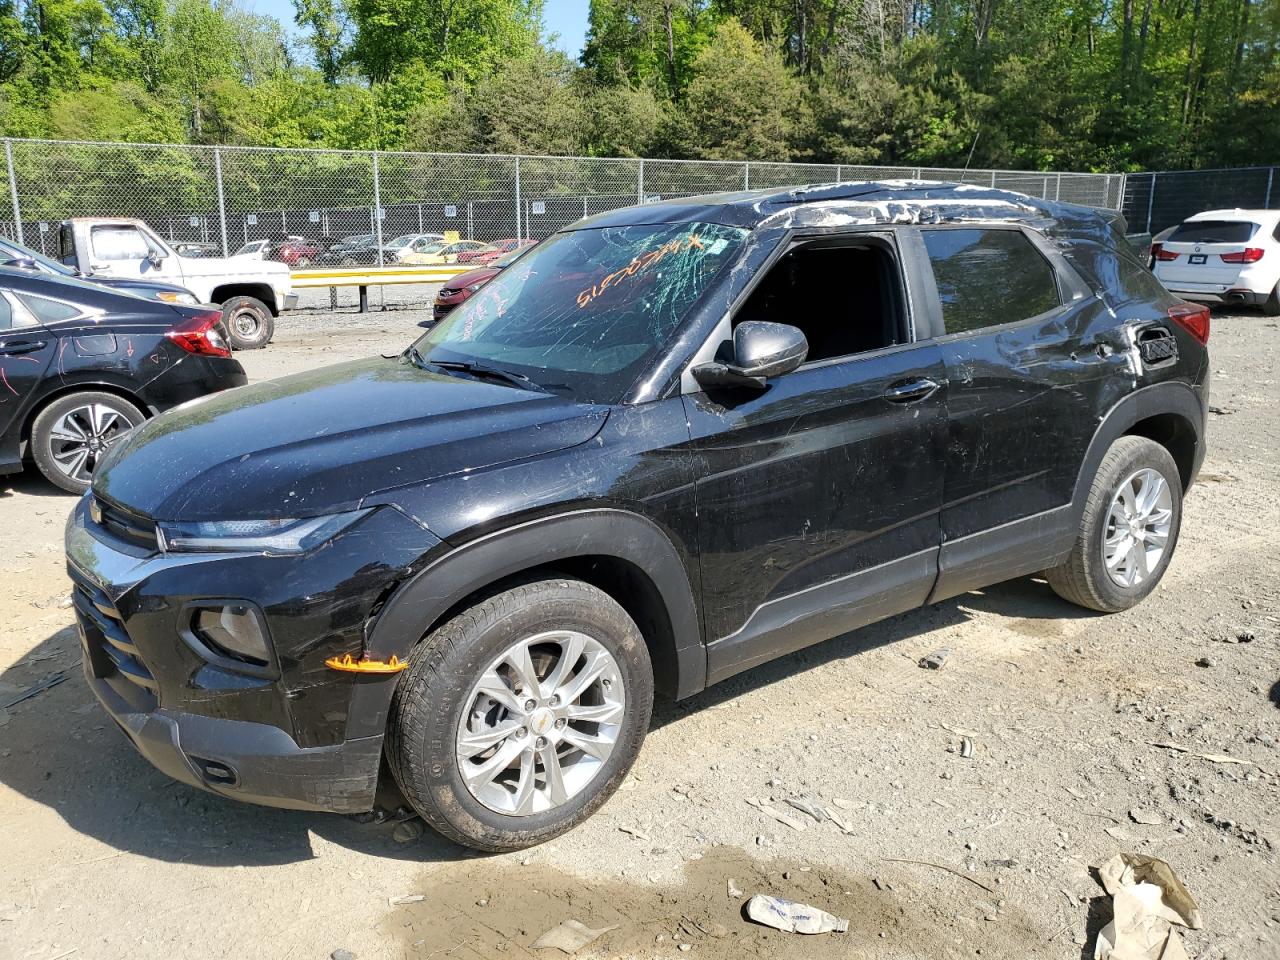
[146,251,166,267]
[692,321,809,390]
[3,257,37,270]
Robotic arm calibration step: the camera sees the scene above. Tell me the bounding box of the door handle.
[884,377,940,403]
[0,339,47,355]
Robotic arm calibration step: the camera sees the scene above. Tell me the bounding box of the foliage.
[0,0,1275,172]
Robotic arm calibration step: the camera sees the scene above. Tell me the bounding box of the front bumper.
[66,496,438,813]
[282,292,299,311]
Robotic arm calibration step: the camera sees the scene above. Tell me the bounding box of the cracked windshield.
[409,222,748,401]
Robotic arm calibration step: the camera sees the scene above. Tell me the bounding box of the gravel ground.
[0,302,1277,960]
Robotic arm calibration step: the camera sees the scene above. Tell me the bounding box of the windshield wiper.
[426,357,545,392]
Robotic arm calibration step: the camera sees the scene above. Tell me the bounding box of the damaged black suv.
[67,182,1208,851]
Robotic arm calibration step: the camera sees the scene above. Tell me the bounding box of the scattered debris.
[1194,656,1213,668]
[918,650,950,670]
[1094,853,1202,960]
[1204,814,1272,849]
[2,670,70,709]
[959,736,974,759]
[1129,809,1163,826]
[331,949,356,960]
[882,857,997,894]
[829,798,855,811]
[619,826,650,841]
[745,895,848,935]
[392,819,423,844]
[530,919,618,954]
[388,894,426,906]
[745,798,806,832]
[783,797,828,824]
[1207,405,1233,416]
[726,878,743,899]
[1148,742,1252,766]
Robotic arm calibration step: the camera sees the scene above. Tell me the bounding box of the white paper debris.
[745,894,848,935]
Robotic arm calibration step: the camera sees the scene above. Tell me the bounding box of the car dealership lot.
[1,304,1277,960]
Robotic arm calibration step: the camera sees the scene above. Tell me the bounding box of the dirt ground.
[1,294,1277,960]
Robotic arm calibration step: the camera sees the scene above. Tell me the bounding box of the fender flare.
[1070,380,1205,525]
[346,509,704,741]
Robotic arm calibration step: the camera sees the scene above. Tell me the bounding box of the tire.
[1263,286,1280,317]
[1045,436,1182,613]
[30,391,146,494]
[221,296,274,350]
[386,576,654,852]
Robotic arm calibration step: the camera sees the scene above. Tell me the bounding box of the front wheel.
[30,391,146,493]
[1045,436,1182,612]
[386,577,654,852]
[221,295,274,350]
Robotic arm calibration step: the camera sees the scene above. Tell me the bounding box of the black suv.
[66,182,1207,851]
[0,267,246,493]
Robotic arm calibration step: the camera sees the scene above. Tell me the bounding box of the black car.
[0,235,204,305]
[0,267,246,493]
[66,182,1208,852]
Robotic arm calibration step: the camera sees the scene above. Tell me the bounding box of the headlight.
[464,282,487,293]
[156,508,372,554]
[155,290,201,305]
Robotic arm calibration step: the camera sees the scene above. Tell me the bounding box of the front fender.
[345,508,704,741]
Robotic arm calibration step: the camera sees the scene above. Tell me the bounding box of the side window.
[0,292,14,330]
[733,240,906,363]
[922,228,1061,335]
[91,225,151,261]
[17,293,83,324]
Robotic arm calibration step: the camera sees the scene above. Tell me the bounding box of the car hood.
[177,255,289,278]
[93,356,609,522]
[449,265,501,288]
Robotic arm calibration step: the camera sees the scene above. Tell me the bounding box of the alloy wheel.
[455,630,625,816]
[47,402,135,483]
[1102,467,1173,587]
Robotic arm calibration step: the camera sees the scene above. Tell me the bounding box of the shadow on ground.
[0,575,1095,869]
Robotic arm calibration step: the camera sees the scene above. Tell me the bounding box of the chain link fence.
[1122,166,1279,236]
[0,137,1126,263]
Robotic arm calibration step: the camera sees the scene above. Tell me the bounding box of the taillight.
[1168,302,1210,346]
[1152,244,1179,261]
[166,309,231,357]
[1219,247,1264,264]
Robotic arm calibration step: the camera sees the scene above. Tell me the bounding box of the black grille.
[93,496,157,549]
[438,287,460,297]
[71,571,157,697]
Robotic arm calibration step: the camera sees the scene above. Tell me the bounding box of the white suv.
[1153,209,1280,315]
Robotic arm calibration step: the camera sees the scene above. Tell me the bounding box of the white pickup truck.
[56,218,297,350]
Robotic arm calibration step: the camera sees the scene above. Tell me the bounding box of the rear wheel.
[221,296,274,350]
[1045,436,1182,612]
[387,577,653,852]
[1263,285,1280,317]
[30,391,145,494]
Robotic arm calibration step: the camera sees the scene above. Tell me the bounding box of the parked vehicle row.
[64,180,1210,854]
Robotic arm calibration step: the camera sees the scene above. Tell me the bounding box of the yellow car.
[400,239,495,265]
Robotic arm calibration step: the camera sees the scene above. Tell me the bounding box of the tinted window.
[18,293,83,324]
[412,222,747,402]
[0,293,13,330]
[922,229,1061,335]
[91,225,151,261]
[1168,220,1258,244]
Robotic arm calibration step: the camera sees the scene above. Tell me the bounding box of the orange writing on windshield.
[575,234,706,309]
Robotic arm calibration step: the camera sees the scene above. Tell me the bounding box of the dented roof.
[574,179,1121,238]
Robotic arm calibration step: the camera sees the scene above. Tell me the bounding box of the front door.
[83,223,176,283]
[0,291,55,440]
[684,232,947,684]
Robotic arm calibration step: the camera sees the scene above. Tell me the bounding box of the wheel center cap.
[529,708,555,735]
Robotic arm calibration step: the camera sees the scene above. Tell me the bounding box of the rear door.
[1159,218,1260,286]
[0,291,56,439]
[911,224,1110,598]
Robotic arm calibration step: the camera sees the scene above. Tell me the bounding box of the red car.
[455,238,534,265]
[270,237,321,268]
[430,245,531,322]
